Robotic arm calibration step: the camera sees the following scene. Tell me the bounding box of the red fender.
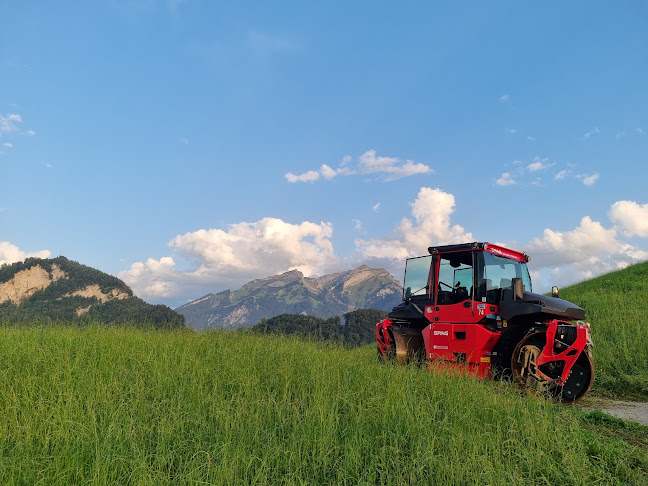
[535,319,591,385]
[375,318,393,356]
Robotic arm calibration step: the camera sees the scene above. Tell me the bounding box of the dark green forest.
[251,308,388,347]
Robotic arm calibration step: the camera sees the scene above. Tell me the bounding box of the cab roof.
[427,242,529,263]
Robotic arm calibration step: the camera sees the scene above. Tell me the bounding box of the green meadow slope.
[0,325,647,485]
[558,261,648,400]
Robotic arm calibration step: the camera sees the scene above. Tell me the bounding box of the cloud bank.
[354,190,647,291]
[120,217,336,300]
[121,186,648,303]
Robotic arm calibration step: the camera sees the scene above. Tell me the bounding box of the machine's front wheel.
[511,331,594,403]
[377,332,396,364]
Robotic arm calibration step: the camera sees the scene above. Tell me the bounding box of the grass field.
[0,325,647,485]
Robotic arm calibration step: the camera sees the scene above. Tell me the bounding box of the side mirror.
[512,278,524,300]
[552,286,560,298]
[404,287,412,300]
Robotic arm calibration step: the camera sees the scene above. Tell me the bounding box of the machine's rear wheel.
[511,331,594,403]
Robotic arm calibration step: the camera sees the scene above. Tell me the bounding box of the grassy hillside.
[0,324,646,485]
[558,261,648,400]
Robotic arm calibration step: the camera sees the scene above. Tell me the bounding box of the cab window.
[403,255,433,299]
[437,252,473,305]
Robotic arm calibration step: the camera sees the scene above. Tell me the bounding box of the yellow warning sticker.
[480,357,491,363]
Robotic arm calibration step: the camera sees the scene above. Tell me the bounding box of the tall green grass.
[559,261,648,399]
[0,325,646,484]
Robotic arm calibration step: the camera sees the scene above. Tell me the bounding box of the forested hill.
[0,256,184,328]
[251,308,389,348]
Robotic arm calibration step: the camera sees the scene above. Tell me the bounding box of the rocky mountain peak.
[240,269,305,290]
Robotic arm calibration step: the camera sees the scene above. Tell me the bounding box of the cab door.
[422,250,500,378]
[424,251,476,326]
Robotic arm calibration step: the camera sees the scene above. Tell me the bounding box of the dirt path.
[578,397,648,426]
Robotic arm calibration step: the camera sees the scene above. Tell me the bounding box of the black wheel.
[511,331,594,403]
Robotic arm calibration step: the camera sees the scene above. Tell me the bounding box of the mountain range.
[176,265,402,330]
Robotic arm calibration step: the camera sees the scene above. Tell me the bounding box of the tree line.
[251,308,389,348]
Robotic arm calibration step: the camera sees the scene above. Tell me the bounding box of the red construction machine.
[376,242,594,402]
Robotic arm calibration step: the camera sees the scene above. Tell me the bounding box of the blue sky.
[1,1,647,308]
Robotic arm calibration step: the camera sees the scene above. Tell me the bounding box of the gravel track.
[578,397,648,426]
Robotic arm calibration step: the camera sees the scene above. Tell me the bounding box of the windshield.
[479,251,532,303]
[403,255,432,298]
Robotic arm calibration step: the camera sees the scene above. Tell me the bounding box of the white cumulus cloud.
[285,149,432,183]
[526,216,622,268]
[0,241,50,266]
[320,164,337,180]
[583,127,600,139]
[554,170,569,180]
[0,114,22,134]
[580,173,600,186]
[521,212,648,289]
[527,156,551,172]
[609,201,648,237]
[355,187,472,262]
[120,217,336,301]
[358,149,431,181]
[496,172,516,186]
[285,170,320,183]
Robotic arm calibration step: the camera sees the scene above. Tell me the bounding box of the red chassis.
[376,317,591,382]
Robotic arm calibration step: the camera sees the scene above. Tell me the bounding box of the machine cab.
[401,242,532,314]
